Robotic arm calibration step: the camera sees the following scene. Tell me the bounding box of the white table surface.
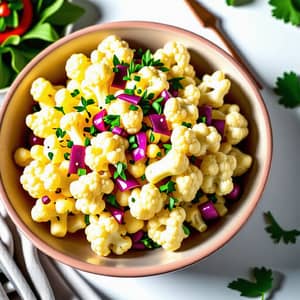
[1,0,300,299]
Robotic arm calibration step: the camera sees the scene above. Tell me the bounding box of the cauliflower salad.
[14,35,252,256]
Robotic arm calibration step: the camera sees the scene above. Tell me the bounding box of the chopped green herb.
[106,195,119,208]
[131,197,136,203]
[84,125,98,136]
[134,75,141,82]
[156,151,162,157]
[113,162,127,180]
[141,49,164,68]
[105,94,116,104]
[128,135,138,150]
[140,174,146,181]
[55,128,66,139]
[67,140,74,148]
[269,0,300,26]
[197,116,207,123]
[54,106,65,115]
[137,88,143,95]
[182,223,191,236]
[64,152,70,160]
[228,267,273,300]
[208,194,218,203]
[191,189,204,204]
[149,132,155,143]
[159,66,170,72]
[129,104,139,111]
[159,181,176,194]
[32,104,41,112]
[141,233,161,249]
[73,96,95,117]
[163,144,172,153]
[168,77,184,91]
[152,97,164,114]
[47,152,54,160]
[168,197,178,211]
[124,88,135,95]
[84,215,90,225]
[103,115,120,129]
[113,54,121,66]
[84,137,91,147]
[264,211,300,244]
[77,168,87,176]
[181,122,192,128]
[70,89,80,97]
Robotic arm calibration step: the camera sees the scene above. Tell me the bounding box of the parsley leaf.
[168,77,184,91]
[264,211,300,244]
[105,194,119,208]
[113,162,127,180]
[74,96,95,117]
[228,267,273,299]
[103,114,120,129]
[140,233,161,249]
[159,180,176,194]
[269,0,300,26]
[274,71,300,108]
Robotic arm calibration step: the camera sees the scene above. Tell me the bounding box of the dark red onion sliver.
[225,183,241,201]
[106,204,124,224]
[117,93,141,105]
[112,126,128,138]
[149,114,171,136]
[41,195,50,204]
[198,105,212,125]
[160,89,172,104]
[111,65,128,89]
[29,132,44,146]
[198,200,219,221]
[68,145,86,174]
[132,242,146,250]
[132,132,147,161]
[131,230,144,243]
[115,176,140,192]
[211,119,225,137]
[93,109,108,132]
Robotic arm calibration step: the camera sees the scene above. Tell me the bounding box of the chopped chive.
[159,180,176,194]
[134,75,141,82]
[54,106,65,115]
[67,140,74,148]
[182,224,191,236]
[84,137,91,146]
[105,94,116,104]
[129,104,139,111]
[84,215,90,225]
[70,89,80,97]
[149,132,155,143]
[168,197,178,211]
[181,122,192,128]
[77,168,87,176]
[55,128,67,138]
[47,152,54,160]
[106,194,119,208]
[64,152,70,160]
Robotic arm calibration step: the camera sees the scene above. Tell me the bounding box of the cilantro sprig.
[228,267,273,300]
[264,211,300,244]
[269,0,300,26]
[73,97,95,117]
[274,71,300,108]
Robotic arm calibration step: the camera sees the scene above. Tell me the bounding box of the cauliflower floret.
[30,145,49,163]
[95,35,134,65]
[127,158,146,178]
[182,203,207,232]
[171,165,203,202]
[65,53,91,82]
[85,213,132,256]
[170,125,201,156]
[70,171,114,215]
[43,134,66,164]
[200,152,237,195]
[192,123,222,156]
[107,99,143,134]
[198,71,231,108]
[54,88,80,113]
[60,112,86,146]
[163,97,198,129]
[213,195,228,217]
[229,147,252,176]
[123,210,144,234]
[14,147,32,167]
[126,66,169,99]
[20,160,47,198]
[40,163,62,192]
[31,196,83,237]
[25,107,61,138]
[154,41,195,78]
[85,131,129,172]
[128,183,166,220]
[81,59,114,107]
[30,77,56,107]
[145,149,189,184]
[178,83,200,106]
[147,207,187,251]
[225,112,249,145]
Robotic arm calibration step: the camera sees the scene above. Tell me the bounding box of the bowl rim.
[0,20,273,277]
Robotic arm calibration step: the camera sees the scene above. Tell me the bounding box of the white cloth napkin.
[0,200,102,300]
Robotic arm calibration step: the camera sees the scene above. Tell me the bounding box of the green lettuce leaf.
[0,54,15,88]
[22,23,59,42]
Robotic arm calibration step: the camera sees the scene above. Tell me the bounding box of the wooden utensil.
[184,0,262,89]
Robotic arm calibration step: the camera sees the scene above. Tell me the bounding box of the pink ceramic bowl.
[0,21,272,277]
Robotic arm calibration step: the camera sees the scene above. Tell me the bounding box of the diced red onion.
[225,183,241,201]
[69,145,86,174]
[41,195,50,204]
[93,109,108,132]
[117,93,141,105]
[199,201,219,221]
[132,242,146,250]
[170,90,179,97]
[29,132,44,146]
[132,132,147,161]
[131,230,144,243]
[160,89,172,104]
[198,105,212,125]
[149,114,171,136]
[106,204,124,224]
[111,65,128,89]
[212,119,225,137]
[115,176,140,192]
[112,126,128,138]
